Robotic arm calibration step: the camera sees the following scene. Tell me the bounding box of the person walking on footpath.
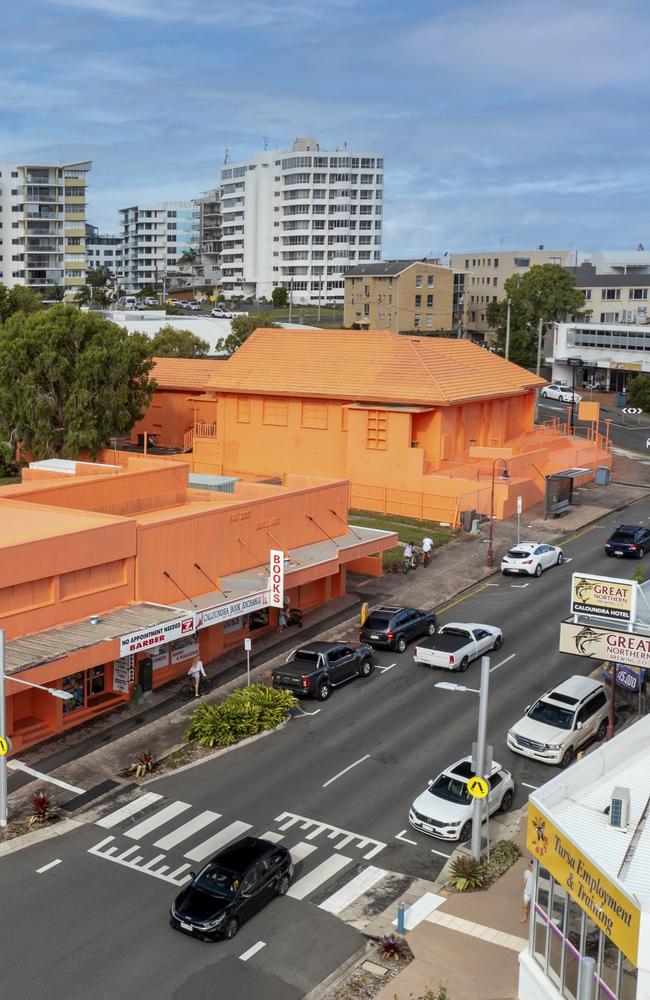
[188,654,206,697]
[277,608,287,632]
[521,859,533,922]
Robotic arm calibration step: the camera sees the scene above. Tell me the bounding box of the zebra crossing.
[88,792,406,920]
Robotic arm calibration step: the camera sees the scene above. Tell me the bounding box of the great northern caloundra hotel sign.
[570,573,637,623]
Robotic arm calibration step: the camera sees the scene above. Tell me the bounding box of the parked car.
[142,297,158,306]
[359,606,437,653]
[409,756,514,842]
[170,837,293,941]
[211,307,234,319]
[412,622,502,672]
[501,542,563,577]
[186,302,201,312]
[271,640,373,701]
[507,675,610,768]
[541,384,582,404]
[604,524,650,559]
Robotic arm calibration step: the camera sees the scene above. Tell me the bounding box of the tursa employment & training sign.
[570,573,637,623]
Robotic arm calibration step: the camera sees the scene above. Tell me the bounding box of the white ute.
[413,622,503,672]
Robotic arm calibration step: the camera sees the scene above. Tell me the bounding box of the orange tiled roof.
[151,357,223,391]
[206,329,545,405]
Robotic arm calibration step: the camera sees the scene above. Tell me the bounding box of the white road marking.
[322,754,371,788]
[564,558,573,563]
[289,841,318,863]
[376,662,397,673]
[7,760,85,794]
[392,891,446,930]
[274,812,385,859]
[36,859,62,874]
[125,801,192,840]
[154,810,222,850]
[286,854,352,900]
[522,782,539,790]
[490,653,516,674]
[511,583,530,589]
[184,821,253,863]
[259,831,284,844]
[319,865,388,915]
[395,830,418,846]
[295,708,322,717]
[239,941,266,962]
[88,836,191,885]
[97,792,163,829]
[430,847,453,859]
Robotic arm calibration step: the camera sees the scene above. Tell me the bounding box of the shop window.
[62,672,86,712]
[547,881,568,990]
[237,396,251,423]
[563,897,583,1000]
[620,955,638,999]
[301,400,327,429]
[59,559,125,600]
[262,397,288,426]
[0,576,52,616]
[366,410,387,450]
[87,665,106,700]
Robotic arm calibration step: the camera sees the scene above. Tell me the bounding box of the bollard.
[397,902,406,934]
[577,956,596,1000]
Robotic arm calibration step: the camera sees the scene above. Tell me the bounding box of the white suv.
[507,675,610,768]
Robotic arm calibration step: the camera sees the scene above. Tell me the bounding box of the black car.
[604,524,650,559]
[359,606,437,653]
[170,837,293,941]
[272,640,373,701]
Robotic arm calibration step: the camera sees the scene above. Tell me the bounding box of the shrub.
[380,933,408,961]
[185,684,298,748]
[129,751,155,778]
[27,791,57,827]
[484,840,522,884]
[448,855,487,891]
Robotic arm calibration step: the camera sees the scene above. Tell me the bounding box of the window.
[630,288,648,300]
[602,288,621,300]
[237,396,251,423]
[427,294,433,307]
[426,314,433,327]
[414,313,421,327]
[427,274,434,288]
[583,289,592,300]
[601,312,619,323]
[514,257,530,267]
[415,274,423,288]
[301,400,327,429]
[366,410,387,450]
[262,398,288,426]
[363,303,370,316]
[415,294,421,307]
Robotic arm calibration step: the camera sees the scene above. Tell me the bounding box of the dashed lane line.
[36,859,62,874]
[521,782,539,790]
[490,653,516,674]
[376,662,397,673]
[239,941,266,962]
[430,847,453,859]
[322,754,371,788]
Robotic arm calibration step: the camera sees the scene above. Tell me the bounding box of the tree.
[486,264,587,368]
[272,286,288,308]
[0,305,155,459]
[150,324,209,358]
[0,284,44,323]
[46,282,65,303]
[75,285,91,305]
[215,313,279,356]
[627,375,650,412]
[86,266,111,303]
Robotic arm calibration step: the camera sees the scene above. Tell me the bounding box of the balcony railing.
[194,421,217,439]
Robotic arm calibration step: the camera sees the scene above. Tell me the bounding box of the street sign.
[467,776,489,799]
[623,408,642,415]
[0,736,11,756]
[517,496,522,515]
[244,638,252,652]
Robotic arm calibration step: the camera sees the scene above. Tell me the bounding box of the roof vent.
[609,787,630,829]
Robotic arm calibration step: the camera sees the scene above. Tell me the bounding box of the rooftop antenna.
[224,148,230,164]
[263,136,268,150]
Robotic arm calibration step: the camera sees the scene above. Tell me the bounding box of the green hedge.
[185,684,298,748]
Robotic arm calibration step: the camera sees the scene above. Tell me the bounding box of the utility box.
[461,508,476,532]
[615,393,627,408]
[595,467,611,486]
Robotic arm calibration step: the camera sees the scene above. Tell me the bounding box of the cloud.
[47,0,361,27]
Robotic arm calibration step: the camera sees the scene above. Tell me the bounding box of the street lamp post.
[487,459,510,569]
[436,654,491,862]
[504,299,512,361]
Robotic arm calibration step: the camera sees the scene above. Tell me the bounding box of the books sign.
[269,549,284,608]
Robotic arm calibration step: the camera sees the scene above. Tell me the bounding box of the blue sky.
[3,0,649,255]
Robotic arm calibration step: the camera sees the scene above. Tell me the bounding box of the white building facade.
[0,159,91,298]
[550,322,650,393]
[85,224,122,278]
[220,136,384,304]
[118,202,199,294]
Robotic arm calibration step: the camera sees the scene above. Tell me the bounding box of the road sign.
[467,775,489,799]
[244,638,252,652]
[0,736,11,757]
[623,407,642,415]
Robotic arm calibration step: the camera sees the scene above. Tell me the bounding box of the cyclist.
[421,535,433,565]
[403,540,414,571]
[188,654,206,697]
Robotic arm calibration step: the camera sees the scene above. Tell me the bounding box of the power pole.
[505,298,512,360]
[536,317,544,376]
[317,278,322,324]
[289,278,294,323]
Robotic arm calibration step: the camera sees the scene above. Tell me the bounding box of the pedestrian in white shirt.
[521,860,534,923]
[188,655,206,697]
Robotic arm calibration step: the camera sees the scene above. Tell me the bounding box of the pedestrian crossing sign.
[467,776,489,799]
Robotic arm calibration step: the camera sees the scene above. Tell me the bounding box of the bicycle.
[179,675,214,702]
[402,551,421,573]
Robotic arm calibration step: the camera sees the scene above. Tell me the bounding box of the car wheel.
[492,634,503,651]
[556,551,564,566]
[276,874,291,897]
[561,746,576,769]
[638,547,645,559]
[596,719,608,741]
[606,550,614,557]
[427,622,436,636]
[500,790,513,812]
[359,658,373,678]
[502,569,509,576]
[458,657,469,673]
[541,391,548,399]
[396,636,407,654]
[459,820,472,841]
[317,681,330,702]
[224,917,239,940]
[534,563,542,577]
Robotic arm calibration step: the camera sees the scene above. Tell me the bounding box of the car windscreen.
[610,532,635,543]
[430,774,471,804]
[365,614,391,629]
[194,864,240,897]
[505,549,529,559]
[527,700,574,730]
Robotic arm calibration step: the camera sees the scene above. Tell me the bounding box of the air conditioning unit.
[609,787,630,829]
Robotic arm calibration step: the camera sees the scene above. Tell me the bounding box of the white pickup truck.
[413,622,503,672]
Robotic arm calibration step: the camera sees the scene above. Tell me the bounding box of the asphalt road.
[3,496,650,999]
[538,398,650,455]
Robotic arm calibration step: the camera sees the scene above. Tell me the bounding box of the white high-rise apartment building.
[118,202,199,294]
[0,160,91,298]
[220,137,384,304]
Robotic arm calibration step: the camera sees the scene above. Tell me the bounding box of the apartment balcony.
[26,241,60,252]
[26,174,54,185]
[28,255,63,268]
[26,210,60,220]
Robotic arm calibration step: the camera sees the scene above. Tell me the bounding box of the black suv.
[359,606,437,653]
[170,837,293,941]
[604,524,650,559]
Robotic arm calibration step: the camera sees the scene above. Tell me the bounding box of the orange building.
[130,357,223,451]
[1,457,394,753]
[136,329,611,526]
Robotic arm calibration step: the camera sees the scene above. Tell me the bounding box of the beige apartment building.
[447,247,570,337]
[344,259,454,332]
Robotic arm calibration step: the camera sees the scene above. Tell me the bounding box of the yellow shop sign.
[570,573,637,623]
[527,805,640,964]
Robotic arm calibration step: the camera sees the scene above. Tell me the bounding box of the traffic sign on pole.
[468,776,489,799]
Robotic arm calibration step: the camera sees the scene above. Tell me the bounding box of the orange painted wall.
[130,388,200,449]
